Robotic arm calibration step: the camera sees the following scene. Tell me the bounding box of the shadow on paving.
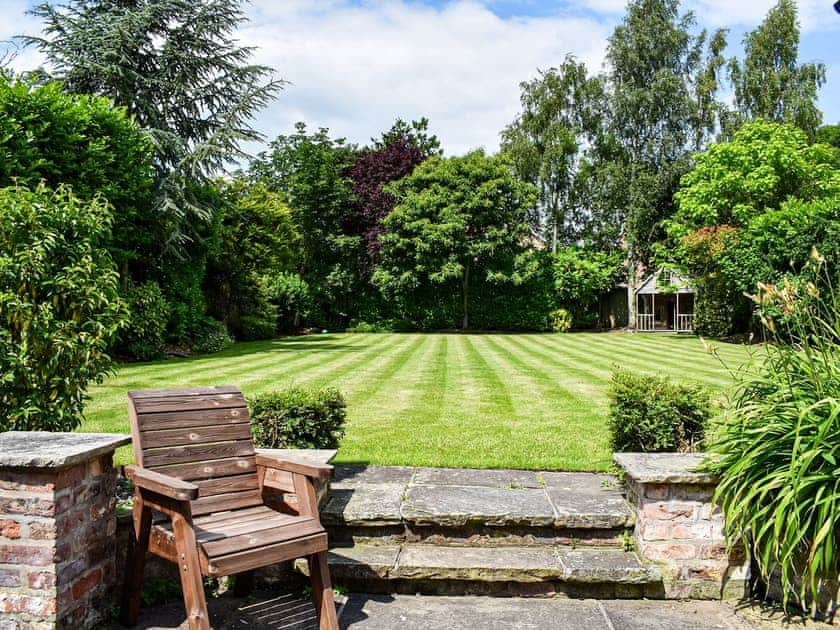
[116,590,773,630]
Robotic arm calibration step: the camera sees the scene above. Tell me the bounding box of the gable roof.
[635,270,695,295]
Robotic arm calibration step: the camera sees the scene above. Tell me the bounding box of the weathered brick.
[0,593,56,616]
[642,483,670,500]
[0,566,21,587]
[671,484,715,502]
[0,519,22,539]
[0,544,54,566]
[29,520,56,541]
[57,558,88,584]
[0,496,55,517]
[28,570,56,590]
[640,541,697,561]
[53,463,87,492]
[671,522,712,540]
[641,501,695,521]
[70,568,101,600]
[639,521,672,541]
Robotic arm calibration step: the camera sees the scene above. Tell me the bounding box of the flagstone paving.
[120,589,784,629]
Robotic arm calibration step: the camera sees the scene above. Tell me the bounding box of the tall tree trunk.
[461,260,470,330]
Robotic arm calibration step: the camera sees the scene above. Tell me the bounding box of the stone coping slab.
[0,431,131,468]
[613,453,718,485]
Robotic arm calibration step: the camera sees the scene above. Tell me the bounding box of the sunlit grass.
[82,332,752,471]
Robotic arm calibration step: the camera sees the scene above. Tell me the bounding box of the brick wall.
[614,453,749,601]
[0,454,118,629]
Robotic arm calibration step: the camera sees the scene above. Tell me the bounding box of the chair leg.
[308,551,338,630]
[120,500,152,626]
[172,514,210,630]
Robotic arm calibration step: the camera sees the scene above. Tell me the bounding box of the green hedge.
[250,387,347,449]
[608,368,710,452]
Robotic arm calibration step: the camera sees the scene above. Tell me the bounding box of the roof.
[635,270,695,295]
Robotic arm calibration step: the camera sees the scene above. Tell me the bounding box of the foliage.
[608,368,710,452]
[263,272,312,333]
[0,184,125,431]
[549,309,573,333]
[25,0,284,257]
[501,56,593,250]
[601,0,728,264]
[186,317,232,354]
[375,150,538,329]
[670,121,839,237]
[705,260,840,615]
[251,123,361,326]
[350,118,436,260]
[727,0,825,138]
[117,282,170,360]
[250,387,347,450]
[0,74,155,275]
[205,179,299,338]
[553,247,623,323]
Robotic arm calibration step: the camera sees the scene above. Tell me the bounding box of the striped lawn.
[82,333,754,471]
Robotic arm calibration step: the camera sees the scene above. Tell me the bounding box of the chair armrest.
[255,454,333,479]
[125,465,199,501]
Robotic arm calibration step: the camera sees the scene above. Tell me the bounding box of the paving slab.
[321,484,405,526]
[546,486,634,528]
[402,484,556,527]
[340,594,607,630]
[601,599,751,630]
[613,452,718,484]
[412,467,543,488]
[539,471,619,491]
[324,544,400,579]
[394,544,564,581]
[0,431,130,468]
[557,549,660,584]
[332,465,414,488]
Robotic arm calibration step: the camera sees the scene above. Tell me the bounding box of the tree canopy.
[374,151,538,329]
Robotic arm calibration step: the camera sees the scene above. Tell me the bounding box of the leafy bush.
[705,258,840,615]
[549,309,573,333]
[117,281,170,360]
[264,272,312,332]
[608,369,710,452]
[346,320,388,333]
[250,387,347,449]
[0,184,126,431]
[238,314,276,341]
[187,317,232,354]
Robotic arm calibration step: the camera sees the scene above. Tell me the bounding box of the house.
[634,270,695,332]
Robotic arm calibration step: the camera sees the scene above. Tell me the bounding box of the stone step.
[297,543,664,598]
[322,466,634,546]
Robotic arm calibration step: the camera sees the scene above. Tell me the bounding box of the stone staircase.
[297,465,665,598]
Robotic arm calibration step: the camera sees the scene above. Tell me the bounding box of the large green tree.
[728,0,825,138]
[251,123,361,326]
[24,0,283,254]
[501,56,595,252]
[589,0,727,326]
[374,151,538,329]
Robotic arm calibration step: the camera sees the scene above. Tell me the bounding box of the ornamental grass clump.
[706,252,840,617]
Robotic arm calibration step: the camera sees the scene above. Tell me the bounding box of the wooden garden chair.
[120,386,338,630]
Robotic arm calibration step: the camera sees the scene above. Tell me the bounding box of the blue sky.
[2,0,838,155]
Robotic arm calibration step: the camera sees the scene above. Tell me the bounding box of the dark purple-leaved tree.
[350,118,441,262]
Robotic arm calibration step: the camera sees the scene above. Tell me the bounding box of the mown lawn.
[82,333,753,471]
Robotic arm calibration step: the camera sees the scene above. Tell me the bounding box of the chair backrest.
[128,386,263,516]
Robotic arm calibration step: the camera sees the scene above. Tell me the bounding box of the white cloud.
[244,0,611,155]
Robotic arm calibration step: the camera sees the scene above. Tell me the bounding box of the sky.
[1,0,839,156]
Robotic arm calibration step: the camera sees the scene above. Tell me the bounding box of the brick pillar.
[0,432,130,629]
[614,453,749,600]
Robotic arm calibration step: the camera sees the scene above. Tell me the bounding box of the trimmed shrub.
[238,314,276,341]
[608,368,710,452]
[0,184,126,432]
[118,281,170,360]
[549,309,573,333]
[250,387,347,449]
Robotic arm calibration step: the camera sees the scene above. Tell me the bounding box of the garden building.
[634,270,695,332]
